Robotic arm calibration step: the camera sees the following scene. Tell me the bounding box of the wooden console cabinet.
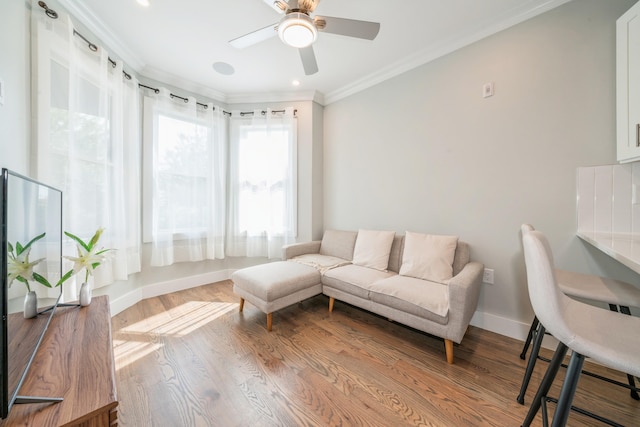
[0,295,118,426]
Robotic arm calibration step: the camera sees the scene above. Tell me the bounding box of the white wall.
[323,0,640,340]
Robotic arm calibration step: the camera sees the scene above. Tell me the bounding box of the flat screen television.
[0,168,63,419]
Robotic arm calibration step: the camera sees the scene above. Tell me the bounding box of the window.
[227,109,297,258]
[143,91,226,266]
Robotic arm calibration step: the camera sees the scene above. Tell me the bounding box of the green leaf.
[55,269,74,287]
[64,231,90,252]
[16,276,27,284]
[91,262,101,270]
[95,248,114,256]
[32,272,52,288]
[7,242,13,253]
[87,228,103,250]
[17,232,46,256]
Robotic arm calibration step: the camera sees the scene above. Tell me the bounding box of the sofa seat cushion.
[291,254,351,274]
[322,265,396,299]
[368,275,449,325]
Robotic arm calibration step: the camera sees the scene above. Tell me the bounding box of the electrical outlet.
[483,268,494,284]
[483,82,494,98]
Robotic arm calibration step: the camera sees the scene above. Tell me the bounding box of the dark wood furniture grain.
[0,295,118,426]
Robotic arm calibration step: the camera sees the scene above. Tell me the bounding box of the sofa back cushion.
[399,232,459,284]
[319,230,358,261]
[452,241,470,276]
[352,229,396,271]
[388,235,405,273]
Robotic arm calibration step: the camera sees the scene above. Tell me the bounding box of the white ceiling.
[58,0,571,104]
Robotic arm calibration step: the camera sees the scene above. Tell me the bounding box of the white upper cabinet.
[617,1,640,162]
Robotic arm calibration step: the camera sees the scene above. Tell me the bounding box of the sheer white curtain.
[32,3,141,299]
[143,89,226,266]
[227,108,297,258]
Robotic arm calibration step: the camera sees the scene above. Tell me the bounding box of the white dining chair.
[517,224,640,405]
[520,228,640,427]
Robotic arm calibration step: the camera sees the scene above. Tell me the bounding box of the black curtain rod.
[239,110,297,116]
[138,84,217,111]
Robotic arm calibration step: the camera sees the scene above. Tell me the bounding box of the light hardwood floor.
[112,280,639,426]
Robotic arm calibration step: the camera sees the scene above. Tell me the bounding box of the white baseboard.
[109,270,233,316]
[140,270,233,299]
[470,310,558,350]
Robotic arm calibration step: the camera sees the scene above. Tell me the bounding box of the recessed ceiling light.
[292,80,300,86]
[136,0,150,6]
[212,62,235,76]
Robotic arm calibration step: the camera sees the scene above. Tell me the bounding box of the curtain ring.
[38,1,59,19]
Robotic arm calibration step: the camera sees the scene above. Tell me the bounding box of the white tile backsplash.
[594,166,613,233]
[577,167,595,231]
[577,163,640,235]
[613,164,632,233]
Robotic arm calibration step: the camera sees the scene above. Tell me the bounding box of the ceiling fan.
[229,0,380,75]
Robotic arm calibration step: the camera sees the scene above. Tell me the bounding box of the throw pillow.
[352,229,396,271]
[399,231,458,284]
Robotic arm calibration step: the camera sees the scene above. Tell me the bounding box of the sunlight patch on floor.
[113,301,238,370]
[119,301,239,337]
[113,339,162,369]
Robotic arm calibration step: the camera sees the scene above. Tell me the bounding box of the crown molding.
[226,90,324,105]
[324,0,572,105]
[57,0,146,72]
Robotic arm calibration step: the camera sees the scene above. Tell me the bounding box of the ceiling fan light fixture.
[278,12,317,48]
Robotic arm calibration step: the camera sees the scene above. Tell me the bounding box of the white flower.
[6,233,51,291]
[7,246,44,290]
[62,228,113,283]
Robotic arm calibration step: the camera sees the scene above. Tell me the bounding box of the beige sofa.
[283,229,484,364]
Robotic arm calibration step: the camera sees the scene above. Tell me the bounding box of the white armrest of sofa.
[282,241,322,260]
[447,261,484,343]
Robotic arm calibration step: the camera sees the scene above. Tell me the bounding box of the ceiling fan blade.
[229,23,278,49]
[315,16,380,40]
[299,45,318,75]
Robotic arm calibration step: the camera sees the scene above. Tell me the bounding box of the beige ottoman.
[231,261,322,331]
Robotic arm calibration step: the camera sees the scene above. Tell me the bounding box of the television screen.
[0,169,63,418]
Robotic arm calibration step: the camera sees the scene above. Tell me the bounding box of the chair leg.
[521,342,568,427]
[517,323,545,404]
[551,352,585,427]
[618,305,640,400]
[328,297,335,313]
[266,313,273,331]
[239,298,245,312]
[520,316,539,360]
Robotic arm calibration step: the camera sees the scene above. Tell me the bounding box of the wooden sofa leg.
[239,298,245,312]
[266,313,273,331]
[329,297,335,313]
[445,339,454,364]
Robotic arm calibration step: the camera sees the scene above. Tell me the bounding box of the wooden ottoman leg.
[266,313,273,331]
[329,297,335,313]
[239,298,245,312]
